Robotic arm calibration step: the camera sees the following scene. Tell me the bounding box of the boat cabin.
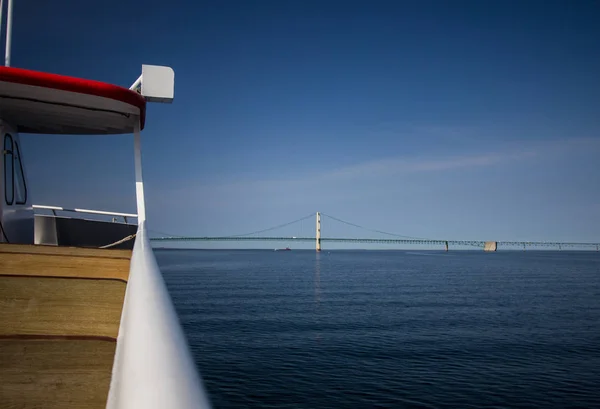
[0,63,210,409]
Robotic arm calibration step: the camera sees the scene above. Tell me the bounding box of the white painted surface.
[107,74,211,407]
[129,74,143,91]
[133,119,146,223]
[32,205,137,218]
[0,81,142,134]
[106,221,212,409]
[0,1,4,62]
[141,65,174,103]
[4,0,12,67]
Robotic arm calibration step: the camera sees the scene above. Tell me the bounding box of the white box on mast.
[130,65,175,103]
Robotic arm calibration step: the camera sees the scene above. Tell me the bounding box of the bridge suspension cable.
[148,228,184,239]
[320,213,432,240]
[147,214,314,239]
[226,213,315,237]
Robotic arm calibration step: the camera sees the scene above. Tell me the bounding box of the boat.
[275,247,292,251]
[0,3,212,408]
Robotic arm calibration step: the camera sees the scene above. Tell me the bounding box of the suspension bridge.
[150,212,600,251]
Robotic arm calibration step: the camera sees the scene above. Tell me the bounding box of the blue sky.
[11,0,600,247]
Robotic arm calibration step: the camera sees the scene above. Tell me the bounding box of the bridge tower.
[316,212,321,252]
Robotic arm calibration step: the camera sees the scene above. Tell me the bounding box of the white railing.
[106,221,212,409]
[32,205,137,224]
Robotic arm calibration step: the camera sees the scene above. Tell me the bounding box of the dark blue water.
[156,250,600,409]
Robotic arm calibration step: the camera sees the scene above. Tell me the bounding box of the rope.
[100,233,136,249]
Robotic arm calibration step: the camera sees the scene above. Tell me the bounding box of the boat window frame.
[4,133,14,205]
[14,140,27,205]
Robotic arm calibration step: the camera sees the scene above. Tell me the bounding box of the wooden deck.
[0,243,131,409]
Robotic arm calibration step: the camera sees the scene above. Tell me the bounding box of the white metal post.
[133,118,146,223]
[5,0,13,67]
[129,74,142,91]
[0,0,5,58]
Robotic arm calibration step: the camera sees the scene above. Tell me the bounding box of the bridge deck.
[0,243,131,409]
[150,236,600,249]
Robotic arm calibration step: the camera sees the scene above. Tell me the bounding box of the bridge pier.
[484,241,497,252]
[445,241,449,252]
[316,212,321,252]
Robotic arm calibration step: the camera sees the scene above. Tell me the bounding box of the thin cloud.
[148,135,600,236]
[162,136,600,199]
[330,136,600,180]
[322,150,536,181]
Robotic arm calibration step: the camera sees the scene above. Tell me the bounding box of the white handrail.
[32,205,137,218]
[106,221,212,409]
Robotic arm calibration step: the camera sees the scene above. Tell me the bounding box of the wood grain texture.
[0,252,130,282]
[0,243,132,259]
[0,244,132,407]
[0,276,126,338]
[0,338,116,409]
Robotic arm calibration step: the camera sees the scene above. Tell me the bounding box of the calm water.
[156,250,600,409]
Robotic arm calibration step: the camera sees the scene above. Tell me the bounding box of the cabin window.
[3,134,27,206]
[4,134,13,205]
[14,142,27,204]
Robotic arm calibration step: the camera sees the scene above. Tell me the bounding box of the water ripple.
[158,250,600,408]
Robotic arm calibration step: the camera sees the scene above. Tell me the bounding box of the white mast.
[0,0,4,55]
[4,0,12,66]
